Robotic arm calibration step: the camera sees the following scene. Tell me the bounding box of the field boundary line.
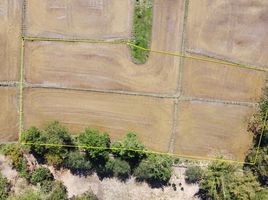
[19,39,25,143]
[22,36,268,73]
[25,84,177,99]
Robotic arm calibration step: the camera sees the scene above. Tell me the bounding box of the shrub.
[22,121,73,166]
[64,151,92,175]
[77,128,110,161]
[8,189,42,200]
[134,154,173,184]
[46,181,68,200]
[185,166,203,183]
[2,144,30,180]
[0,173,10,200]
[71,191,98,200]
[112,132,146,165]
[31,167,53,185]
[131,0,153,64]
[105,158,131,179]
[200,161,261,200]
[253,189,268,200]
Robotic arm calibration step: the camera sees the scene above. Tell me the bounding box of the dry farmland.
[0,87,18,142]
[25,0,134,39]
[23,88,174,152]
[174,101,255,161]
[0,0,22,81]
[186,0,268,67]
[0,0,267,162]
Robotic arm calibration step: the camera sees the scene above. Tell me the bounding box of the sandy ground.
[24,88,174,153]
[25,0,133,39]
[186,0,268,67]
[181,58,267,102]
[0,0,21,81]
[0,155,32,195]
[51,166,200,200]
[0,87,18,142]
[174,101,255,161]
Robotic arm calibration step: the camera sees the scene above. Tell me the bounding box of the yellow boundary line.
[18,36,268,165]
[19,39,24,143]
[22,36,268,73]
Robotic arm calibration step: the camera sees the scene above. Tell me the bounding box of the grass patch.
[131,0,153,64]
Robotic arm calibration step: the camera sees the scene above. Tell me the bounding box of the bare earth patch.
[51,166,200,200]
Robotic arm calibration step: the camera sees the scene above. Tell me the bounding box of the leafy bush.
[105,158,131,179]
[71,191,98,200]
[0,173,10,200]
[8,189,41,200]
[112,132,146,165]
[22,121,73,167]
[2,144,30,180]
[31,167,53,185]
[77,128,110,161]
[253,189,268,200]
[200,161,261,200]
[131,0,153,64]
[134,154,173,184]
[64,151,92,175]
[46,181,68,200]
[185,166,203,184]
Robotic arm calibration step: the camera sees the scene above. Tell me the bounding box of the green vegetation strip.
[131,0,153,64]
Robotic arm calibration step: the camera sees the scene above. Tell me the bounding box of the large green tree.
[64,151,92,175]
[112,132,146,165]
[200,161,261,200]
[134,154,173,184]
[22,121,73,167]
[105,158,131,179]
[76,128,110,161]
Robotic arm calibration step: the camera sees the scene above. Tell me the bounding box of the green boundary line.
[19,36,268,165]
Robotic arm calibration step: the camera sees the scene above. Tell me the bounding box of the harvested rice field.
[173,101,255,160]
[23,88,174,153]
[0,87,18,142]
[0,0,22,81]
[0,0,267,162]
[25,0,134,39]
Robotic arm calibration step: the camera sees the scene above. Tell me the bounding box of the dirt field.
[186,0,268,67]
[0,87,18,142]
[0,0,267,162]
[0,0,21,81]
[24,88,174,152]
[24,0,184,94]
[173,101,255,160]
[181,58,267,102]
[25,0,133,39]
[24,41,180,94]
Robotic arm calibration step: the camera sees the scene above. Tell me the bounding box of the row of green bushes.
[21,122,174,184]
